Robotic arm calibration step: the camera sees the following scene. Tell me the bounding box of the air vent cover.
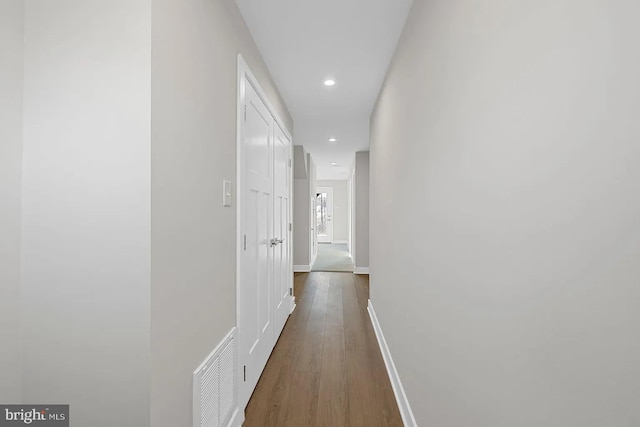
[193,328,236,427]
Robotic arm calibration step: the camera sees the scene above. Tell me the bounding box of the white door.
[272,123,291,337]
[316,187,334,243]
[239,81,274,406]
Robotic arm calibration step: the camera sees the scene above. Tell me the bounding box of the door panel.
[239,74,293,410]
[273,124,291,336]
[240,81,273,404]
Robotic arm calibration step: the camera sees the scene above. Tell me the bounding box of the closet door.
[272,123,292,338]
[239,80,274,406]
[237,60,293,412]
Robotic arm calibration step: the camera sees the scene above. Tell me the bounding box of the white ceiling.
[236,0,414,179]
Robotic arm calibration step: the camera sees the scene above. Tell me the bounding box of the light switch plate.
[223,180,232,207]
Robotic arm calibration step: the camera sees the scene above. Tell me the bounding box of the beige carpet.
[311,243,354,272]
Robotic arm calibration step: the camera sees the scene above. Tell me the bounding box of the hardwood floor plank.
[363,307,404,426]
[324,273,345,330]
[244,272,402,427]
[316,331,350,426]
[353,274,370,310]
[342,274,368,352]
[280,371,321,426]
[316,274,350,426]
[353,275,404,425]
[274,273,319,358]
[343,275,387,426]
[294,273,329,372]
[346,349,388,427]
[243,354,294,426]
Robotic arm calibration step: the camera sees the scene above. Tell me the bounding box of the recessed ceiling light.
[328,137,337,142]
[323,78,336,87]
[331,162,341,167]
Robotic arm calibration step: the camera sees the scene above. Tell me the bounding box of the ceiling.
[236,0,414,179]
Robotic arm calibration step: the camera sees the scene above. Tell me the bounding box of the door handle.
[270,238,284,247]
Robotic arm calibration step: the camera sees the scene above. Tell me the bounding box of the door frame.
[350,168,356,261]
[236,54,294,415]
[316,186,334,243]
[310,196,318,267]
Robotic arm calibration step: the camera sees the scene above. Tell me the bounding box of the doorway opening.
[315,187,333,243]
[312,186,354,272]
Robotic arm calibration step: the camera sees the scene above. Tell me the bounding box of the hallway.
[4,1,640,426]
[244,272,402,426]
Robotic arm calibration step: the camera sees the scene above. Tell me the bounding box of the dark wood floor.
[244,272,403,427]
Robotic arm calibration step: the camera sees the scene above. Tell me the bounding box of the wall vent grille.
[193,328,236,427]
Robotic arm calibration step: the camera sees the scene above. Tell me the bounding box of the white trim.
[293,264,311,273]
[354,267,370,275]
[310,242,318,267]
[192,327,236,374]
[332,240,348,244]
[227,407,244,427]
[237,56,292,141]
[290,283,296,313]
[236,54,294,412]
[235,53,245,415]
[367,301,418,427]
[287,109,294,318]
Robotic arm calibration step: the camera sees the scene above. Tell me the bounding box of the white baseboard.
[354,267,369,274]
[333,240,348,244]
[367,300,417,427]
[227,407,244,427]
[293,265,311,272]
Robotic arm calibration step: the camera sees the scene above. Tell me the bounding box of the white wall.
[293,146,310,267]
[317,180,349,242]
[150,0,292,425]
[21,1,152,425]
[354,152,370,269]
[349,167,355,257]
[3,1,291,424]
[370,1,640,425]
[0,0,24,404]
[309,155,318,264]
[294,151,318,268]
